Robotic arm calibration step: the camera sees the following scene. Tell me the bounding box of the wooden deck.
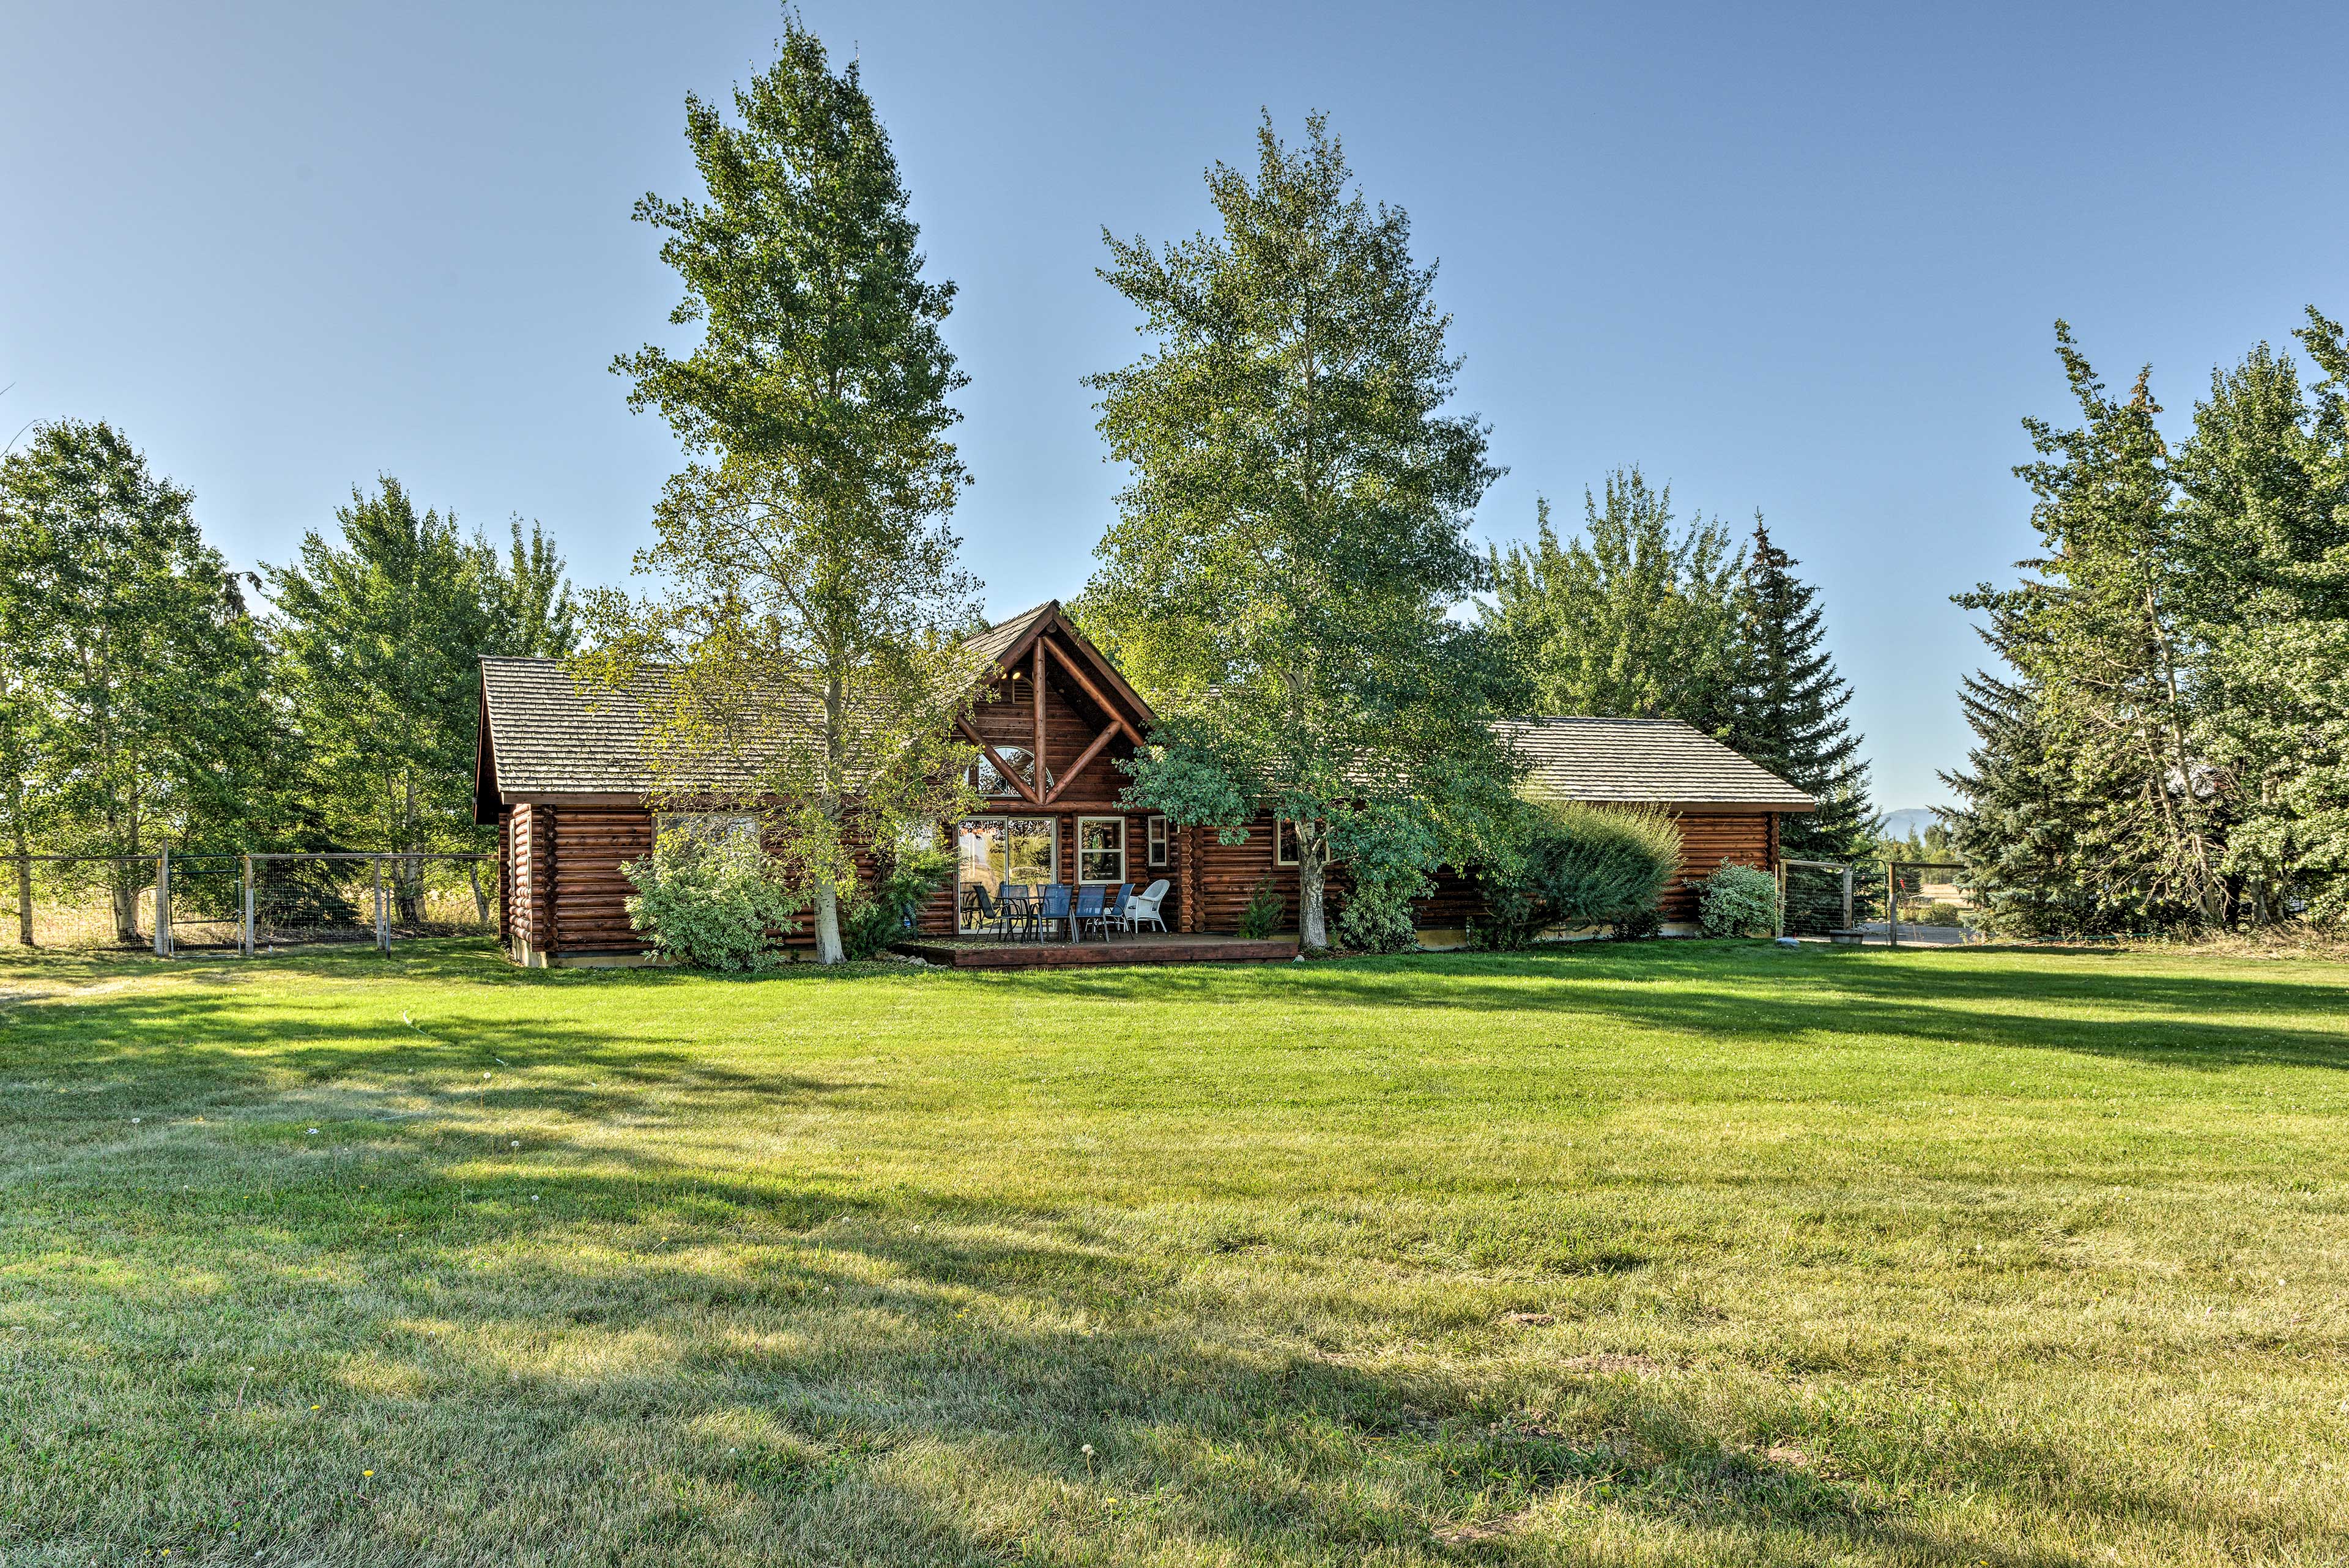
[892,933,1300,969]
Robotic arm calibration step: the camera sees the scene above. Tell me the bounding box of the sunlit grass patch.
[1,937,2347,1564]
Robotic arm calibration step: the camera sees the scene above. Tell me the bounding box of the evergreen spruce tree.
[1727,516,1872,863]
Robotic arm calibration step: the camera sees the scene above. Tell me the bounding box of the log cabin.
[474,601,1814,965]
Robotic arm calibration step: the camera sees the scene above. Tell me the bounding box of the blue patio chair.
[968,884,1005,937]
[1095,882,1132,941]
[1072,884,1108,943]
[1036,882,1073,942]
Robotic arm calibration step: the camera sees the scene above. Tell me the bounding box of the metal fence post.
[153,848,171,958]
[242,853,256,956]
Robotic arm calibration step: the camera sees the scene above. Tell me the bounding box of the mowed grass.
[2,941,2347,1566]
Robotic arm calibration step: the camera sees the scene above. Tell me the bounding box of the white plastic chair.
[1124,878,1171,934]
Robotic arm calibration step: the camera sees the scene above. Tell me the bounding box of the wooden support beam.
[1032,639,1047,771]
[1040,634,1143,744]
[1047,723,1121,805]
[954,717,1041,804]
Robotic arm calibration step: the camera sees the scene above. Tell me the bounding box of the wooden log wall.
[1171,807,1785,936]
[1661,810,1772,921]
[497,806,514,946]
[508,802,555,956]
[550,806,654,953]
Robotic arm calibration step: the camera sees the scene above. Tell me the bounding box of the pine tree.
[1727,516,1872,864]
[1942,665,2138,936]
[1956,323,2224,928]
[2172,311,2349,923]
[267,478,529,919]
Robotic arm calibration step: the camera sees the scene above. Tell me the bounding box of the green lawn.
[3,940,2346,1566]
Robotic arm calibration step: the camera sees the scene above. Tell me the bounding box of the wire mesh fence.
[3,851,499,954]
[1780,857,1983,944]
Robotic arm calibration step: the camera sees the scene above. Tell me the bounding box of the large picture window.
[1077,816,1126,884]
[956,816,1057,931]
[971,745,1050,799]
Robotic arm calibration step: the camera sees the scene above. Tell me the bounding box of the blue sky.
[6,1,2345,809]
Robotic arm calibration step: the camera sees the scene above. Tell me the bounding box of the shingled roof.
[478,602,1085,807]
[1494,717,1814,809]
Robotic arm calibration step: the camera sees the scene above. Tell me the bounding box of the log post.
[1032,639,1047,774]
[153,848,171,958]
[1886,862,1899,948]
[375,855,390,954]
[13,852,31,949]
[242,853,255,956]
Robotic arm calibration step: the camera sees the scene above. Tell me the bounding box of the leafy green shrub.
[623,831,803,971]
[841,846,956,961]
[1238,876,1286,939]
[1337,883,1418,953]
[1473,802,1683,949]
[1694,862,1778,937]
[1611,904,1663,941]
[1324,801,1437,953]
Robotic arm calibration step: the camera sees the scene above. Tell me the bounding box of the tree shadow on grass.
[998,945,2349,1073]
[7,994,2333,1566]
[6,945,2343,1562]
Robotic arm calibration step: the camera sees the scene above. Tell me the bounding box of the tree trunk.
[1297,826,1330,950]
[112,857,141,945]
[469,860,489,923]
[811,878,845,965]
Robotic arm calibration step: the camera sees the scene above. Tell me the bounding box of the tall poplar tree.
[1727,516,1873,862]
[592,10,984,965]
[1483,470,1744,733]
[0,421,275,940]
[267,479,573,919]
[1082,114,1505,950]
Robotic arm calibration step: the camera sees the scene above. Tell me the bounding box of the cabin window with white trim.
[1077,816,1126,883]
[1274,818,1301,866]
[1146,815,1168,867]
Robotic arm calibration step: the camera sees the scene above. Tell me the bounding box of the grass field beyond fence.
[2,939,2345,1566]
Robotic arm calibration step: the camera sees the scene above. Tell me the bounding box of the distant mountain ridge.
[1878,807,1946,840]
